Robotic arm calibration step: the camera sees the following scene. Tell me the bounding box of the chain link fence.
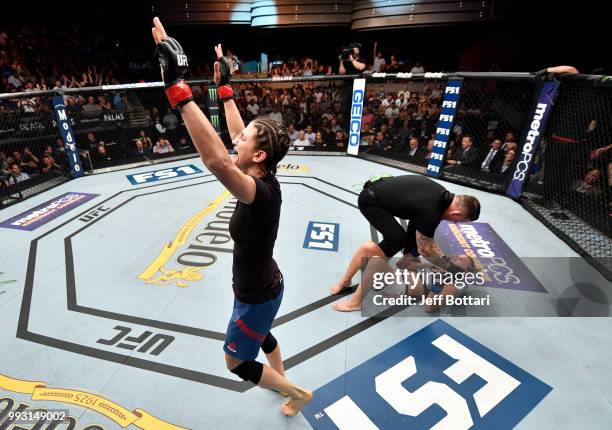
[1,73,610,280]
[0,92,71,207]
[361,75,535,193]
[522,76,612,278]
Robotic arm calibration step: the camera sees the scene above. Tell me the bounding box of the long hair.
[251,118,290,175]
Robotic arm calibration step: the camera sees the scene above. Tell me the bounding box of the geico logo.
[513,103,547,181]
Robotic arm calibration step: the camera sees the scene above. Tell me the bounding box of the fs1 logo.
[303,222,340,252]
[304,320,551,429]
[126,164,202,185]
[427,79,462,178]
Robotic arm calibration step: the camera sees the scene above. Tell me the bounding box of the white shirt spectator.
[8,74,22,89]
[395,98,408,109]
[410,64,425,74]
[381,98,395,109]
[246,102,260,116]
[373,57,386,73]
[154,140,175,154]
[397,87,410,99]
[305,131,316,144]
[8,172,30,184]
[293,137,312,146]
[268,111,283,123]
[288,129,299,142]
[18,98,36,113]
[385,106,400,119]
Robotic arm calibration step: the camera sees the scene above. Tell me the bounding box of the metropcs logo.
[138,190,234,288]
[512,103,548,181]
[303,320,551,429]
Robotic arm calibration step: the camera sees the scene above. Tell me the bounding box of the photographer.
[338,43,366,75]
[339,43,366,131]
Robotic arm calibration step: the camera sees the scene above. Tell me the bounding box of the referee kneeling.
[331,174,480,312]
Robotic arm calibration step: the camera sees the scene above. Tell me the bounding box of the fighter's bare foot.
[281,389,313,416]
[330,280,351,295]
[332,300,362,312]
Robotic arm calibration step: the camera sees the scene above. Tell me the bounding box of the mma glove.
[216,55,234,102]
[155,36,193,108]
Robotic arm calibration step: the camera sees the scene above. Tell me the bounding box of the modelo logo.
[51,117,76,128]
[126,164,202,185]
[513,103,547,181]
[277,163,310,173]
[138,191,234,288]
[304,320,552,429]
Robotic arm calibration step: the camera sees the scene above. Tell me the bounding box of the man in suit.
[447,135,480,168]
[481,139,505,173]
[406,137,425,164]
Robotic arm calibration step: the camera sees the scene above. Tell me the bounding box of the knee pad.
[261,332,278,354]
[230,360,264,385]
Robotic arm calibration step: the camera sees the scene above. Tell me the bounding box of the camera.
[339,47,352,62]
[339,43,362,61]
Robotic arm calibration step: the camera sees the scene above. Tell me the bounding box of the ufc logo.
[177,54,188,66]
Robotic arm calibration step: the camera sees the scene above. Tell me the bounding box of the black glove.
[217,56,232,85]
[216,55,234,101]
[155,36,193,108]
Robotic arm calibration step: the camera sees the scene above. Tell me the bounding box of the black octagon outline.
[17,174,403,392]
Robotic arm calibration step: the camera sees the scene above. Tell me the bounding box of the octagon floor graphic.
[1,155,611,429]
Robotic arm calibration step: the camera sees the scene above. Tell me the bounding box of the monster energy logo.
[210,115,219,128]
[208,88,217,101]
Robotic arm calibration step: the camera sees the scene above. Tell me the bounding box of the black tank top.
[229,173,282,304]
